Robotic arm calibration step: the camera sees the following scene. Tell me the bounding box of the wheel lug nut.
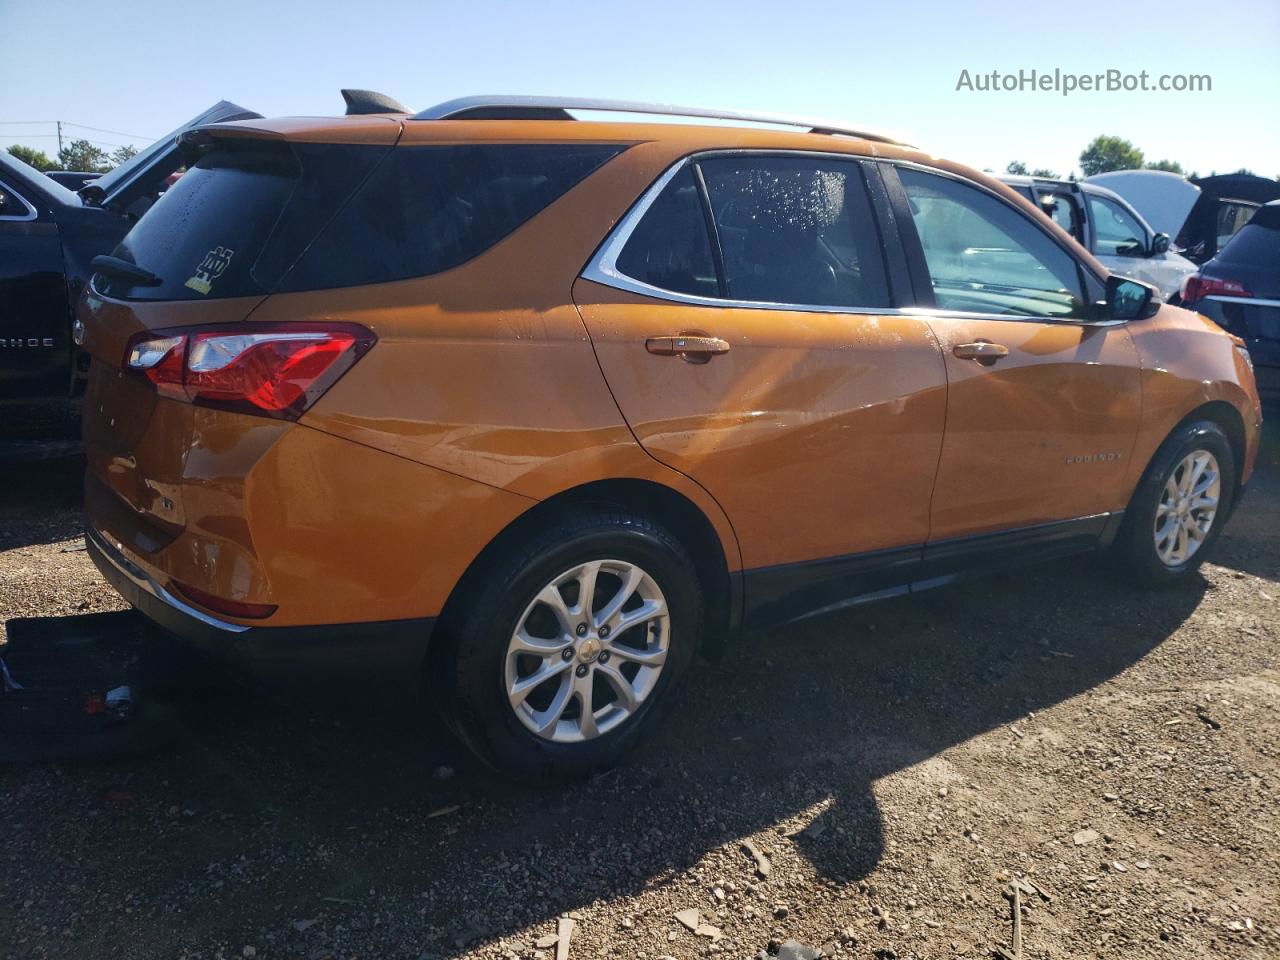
[561,647,574,661]
[599,625,610,639]
[598,651,610,664]
[575,664,589,678]
[575,623,588,637]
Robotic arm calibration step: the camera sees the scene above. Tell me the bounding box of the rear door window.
[614,166,719,297]
[612,155,890,309]
[698,156,890,308]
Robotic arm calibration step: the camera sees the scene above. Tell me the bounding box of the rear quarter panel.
[292,138,746,572]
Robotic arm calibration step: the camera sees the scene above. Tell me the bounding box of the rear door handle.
[952,341,1009,363]
[646,336,731,361]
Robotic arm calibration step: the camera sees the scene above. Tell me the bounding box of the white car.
[1086,169,1264,265]
[1001,175,1198,301]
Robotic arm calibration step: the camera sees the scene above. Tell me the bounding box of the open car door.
[78,101,261,214]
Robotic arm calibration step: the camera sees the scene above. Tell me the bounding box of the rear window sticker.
[184,246,234,295]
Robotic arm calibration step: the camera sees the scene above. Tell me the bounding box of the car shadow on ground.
[2,552,1210,955]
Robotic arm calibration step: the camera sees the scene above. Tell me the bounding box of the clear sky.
[2,0,1277,178]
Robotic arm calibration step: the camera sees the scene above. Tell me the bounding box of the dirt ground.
[1,428,1277,960]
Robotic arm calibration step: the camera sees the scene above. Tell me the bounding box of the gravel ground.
[1,427,1277,960]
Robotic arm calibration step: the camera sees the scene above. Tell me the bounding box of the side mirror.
[1107,275,1158,320]
[1151,233,1170,256]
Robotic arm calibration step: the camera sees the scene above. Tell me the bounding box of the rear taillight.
[124,322,375,420]
[1181,274,1252,306]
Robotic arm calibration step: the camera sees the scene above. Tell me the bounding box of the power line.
[3,133,136,148]
[0,120,155,140]
[63,121,155,140]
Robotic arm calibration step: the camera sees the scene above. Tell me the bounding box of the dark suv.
[0,101,258,454]
[1183,201,1280,407]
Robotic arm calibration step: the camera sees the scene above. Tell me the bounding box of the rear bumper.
[87,524,434,681]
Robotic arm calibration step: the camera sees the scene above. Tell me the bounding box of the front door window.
[898,167,1090,319]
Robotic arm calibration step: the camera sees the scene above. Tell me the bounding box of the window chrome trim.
[581,150,1122,326]
[1204,295,1280,309]
[0,180,38,222]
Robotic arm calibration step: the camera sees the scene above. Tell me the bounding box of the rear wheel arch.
[432,478,735,666]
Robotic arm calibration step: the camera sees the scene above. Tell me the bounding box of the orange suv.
[80,95,1262,777]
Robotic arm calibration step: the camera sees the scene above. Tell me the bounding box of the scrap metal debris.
[995,881,1024,960]
[741,838,772,878]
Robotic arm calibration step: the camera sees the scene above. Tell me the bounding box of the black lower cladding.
[742,513,1117,631]
[87,533,435,679]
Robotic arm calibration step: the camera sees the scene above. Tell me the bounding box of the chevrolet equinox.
[80,96,1263,777]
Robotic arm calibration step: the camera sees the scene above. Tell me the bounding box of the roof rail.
[411,96,908,146]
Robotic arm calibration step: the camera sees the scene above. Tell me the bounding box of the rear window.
[1217,206,1280,269]
[98,141,624,301]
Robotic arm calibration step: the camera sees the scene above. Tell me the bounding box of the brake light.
[1181,274,1252,306]
[123,322,375,420]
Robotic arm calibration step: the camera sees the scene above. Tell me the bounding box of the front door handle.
[646,335,731,362]
[953,341,1009,364]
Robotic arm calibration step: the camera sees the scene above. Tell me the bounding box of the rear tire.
[1114,420,1236,586]
[430,508,702,781]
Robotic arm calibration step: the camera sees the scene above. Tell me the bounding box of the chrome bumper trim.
[86,525,249,634]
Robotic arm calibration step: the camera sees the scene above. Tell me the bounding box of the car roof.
[188,99,1107,278]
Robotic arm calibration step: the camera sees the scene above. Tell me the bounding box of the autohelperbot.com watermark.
[955,68,1212,96]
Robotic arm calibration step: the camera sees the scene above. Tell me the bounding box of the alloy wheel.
[1153,450,1221,567]
[504,559,670,743]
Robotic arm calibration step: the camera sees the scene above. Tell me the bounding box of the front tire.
[1115,420,1236,586]
[431,508,703,780]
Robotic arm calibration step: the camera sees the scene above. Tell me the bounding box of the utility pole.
[56,120,64,155]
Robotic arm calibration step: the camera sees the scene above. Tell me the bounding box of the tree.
[1006,160,1029,175]
[1145,159,1184,174]
[1078,135,1144,177]
[110,144,138,166]
[1030,167,1060,178]
[8,144,58,171]
[57,138,112,173]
